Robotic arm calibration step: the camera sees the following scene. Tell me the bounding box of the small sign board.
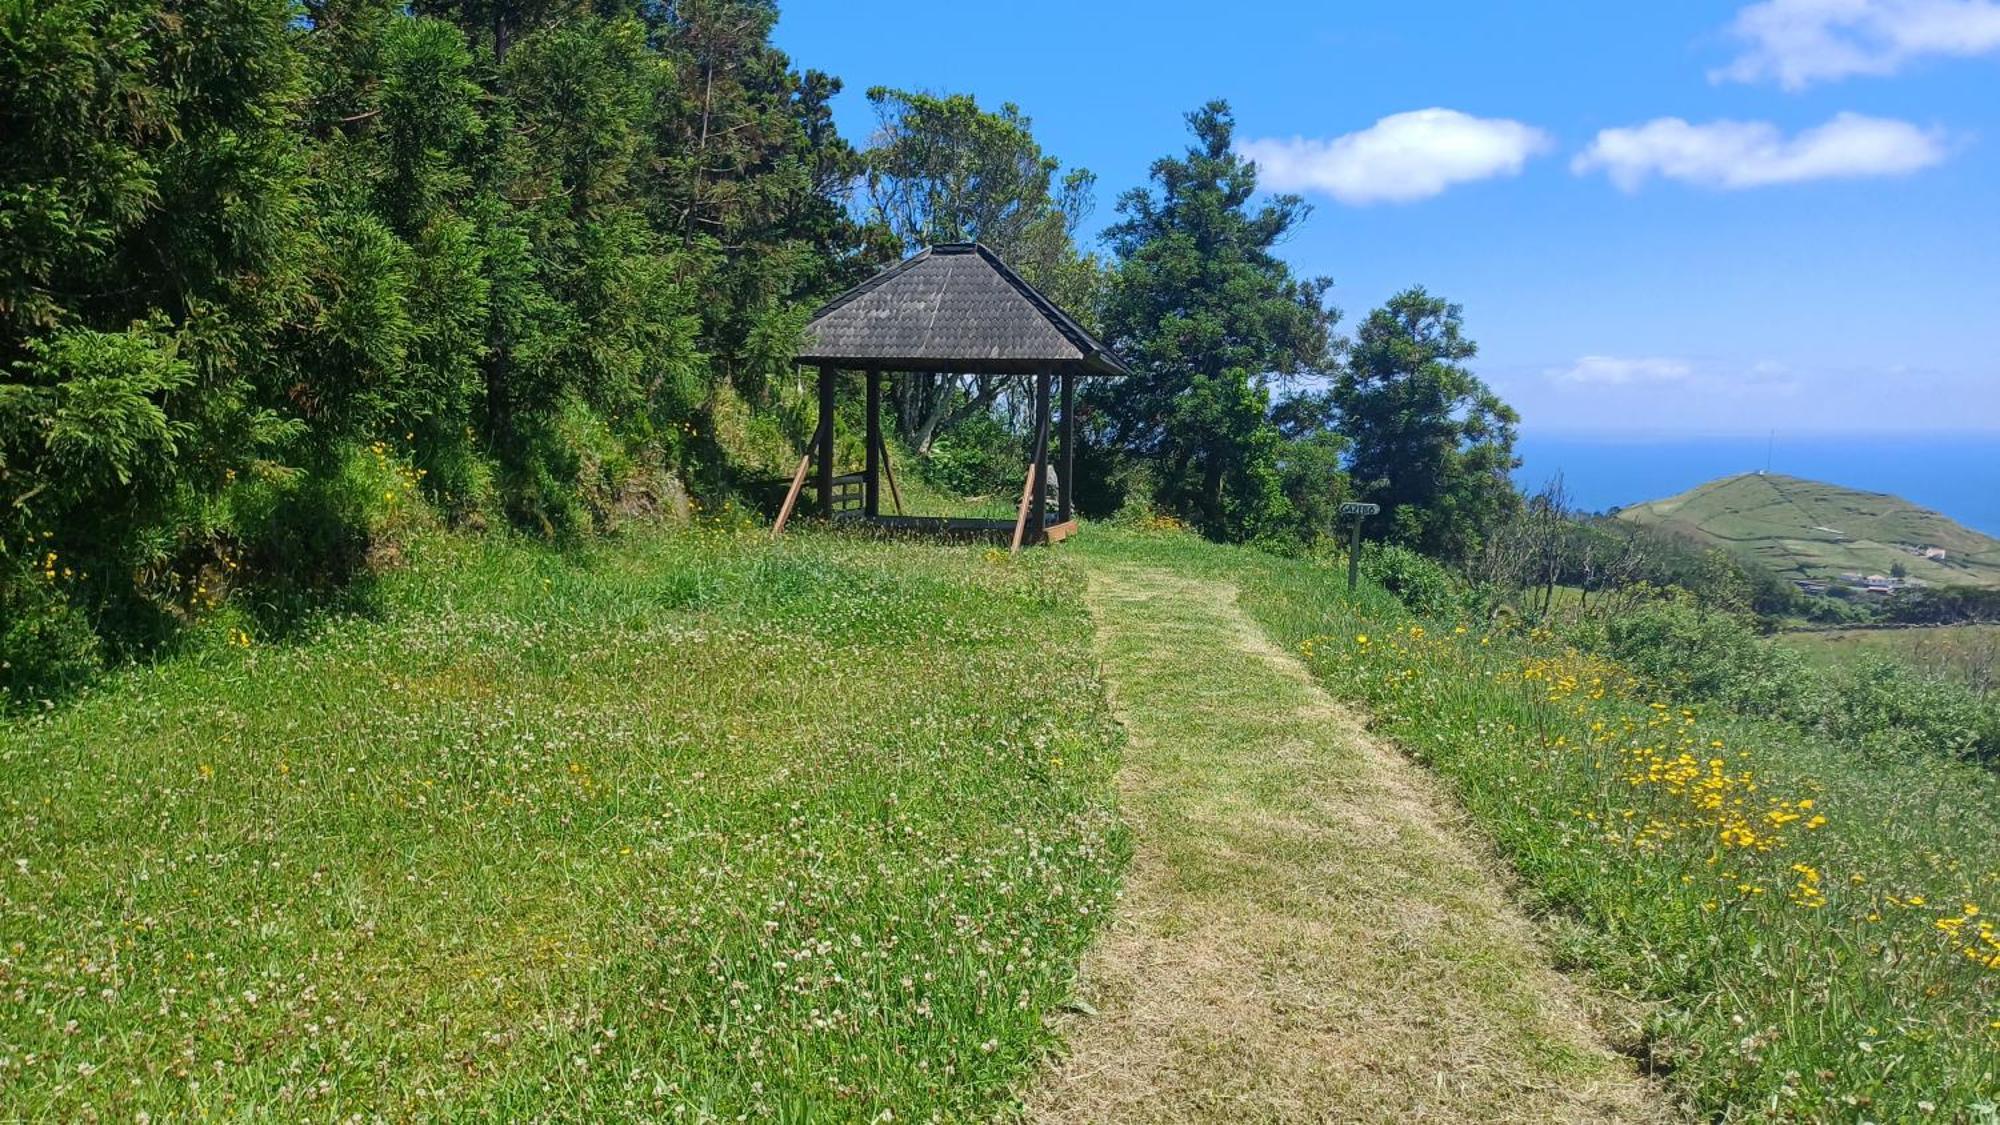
[1338,502,1381,517]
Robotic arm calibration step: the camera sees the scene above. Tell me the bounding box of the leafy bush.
[0,560,101,708]
[1360,541,1473,619]
[917,412,1022,497]
[1594,591,2000,763]
[1811,657,1998,762]
[1600,592,1806,714]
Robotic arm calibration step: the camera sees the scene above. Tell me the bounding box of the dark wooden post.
[1058,372,1075,523]
[817,364,836,518]
[1027,371,1052,540]
[864,370,881,518]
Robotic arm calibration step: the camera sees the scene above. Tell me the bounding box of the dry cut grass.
[1025,557,1669,1123]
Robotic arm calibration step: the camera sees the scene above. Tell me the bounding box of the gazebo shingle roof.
[798,243,1129,376]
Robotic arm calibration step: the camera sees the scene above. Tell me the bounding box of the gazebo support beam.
[1024,372,1056,548]
[864,369,881,518]
[772,415,825,539]
[816,363,836,518]
[1058,372,1075,524]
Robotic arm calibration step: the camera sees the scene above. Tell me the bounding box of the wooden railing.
[828,473,867,519]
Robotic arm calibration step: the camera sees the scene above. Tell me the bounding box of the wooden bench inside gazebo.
[772,243,1130,552]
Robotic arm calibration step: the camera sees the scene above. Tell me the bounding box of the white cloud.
[1548,356,1694,385]
[1236,109,1552,205]
[1498,361,1998,436]
[1714,0,2000,88]
[1572,113,1948,191]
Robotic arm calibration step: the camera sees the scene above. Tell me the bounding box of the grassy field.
[1096,530,2000,1120]
[0,526,1126,1119]
[10,518,2000,1120]
[1779,625,2000,694]
[1619,473,2000,588]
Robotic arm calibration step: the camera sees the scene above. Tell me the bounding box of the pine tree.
[1093,101,1339,541]
[2,0,306,682]
[1336,287,1520,561]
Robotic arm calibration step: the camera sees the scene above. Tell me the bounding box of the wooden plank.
[1009,458,1037,554]
[772,416,825,539]
[877,428,905,515]
[1044,518,1079,544]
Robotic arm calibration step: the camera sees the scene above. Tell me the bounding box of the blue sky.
[772,0,2000,439]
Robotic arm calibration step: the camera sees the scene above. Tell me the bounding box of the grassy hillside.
[0,527,1125,1119]
[1618,472,2000,587]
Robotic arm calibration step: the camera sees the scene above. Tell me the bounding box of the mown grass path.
[1026,558,1670,1123]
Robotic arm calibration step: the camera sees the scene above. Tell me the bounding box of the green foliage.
[916,411,1022,497]
[1599,592,1805,712]
[1093,101,1340,542]
[1337,287,1520,562]
[650,1,879,399]
[1,0,871,700]
[1360,541,1476,619]
[1887,584,2000,625]
[1592,590,1999,762]
[0,556,102,707]
[1266,391,1353,544]
[1817,656,1998,760]
[863,88,1099,312]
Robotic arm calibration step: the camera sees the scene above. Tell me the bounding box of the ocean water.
[1512,434,2000,538]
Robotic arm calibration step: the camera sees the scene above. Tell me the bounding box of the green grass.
[1619,472,2000,588]
[1099,529,2000,1120]
[1779,625,2000,694]
[0,526,1126,1120]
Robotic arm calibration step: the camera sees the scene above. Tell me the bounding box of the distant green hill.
[1617,473,2000,589]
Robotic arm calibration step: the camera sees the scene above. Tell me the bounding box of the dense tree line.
[2,0,881,699]
[3,1,1530,702]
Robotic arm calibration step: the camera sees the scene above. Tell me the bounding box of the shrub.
[1600,592,1807,714]
[1592,592,2000,764]
[917,412,1022,497]
[1814,657,1998,762]
[1360,541,1470,619]
[0,561,101,708]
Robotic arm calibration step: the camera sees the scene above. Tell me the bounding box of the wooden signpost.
[1340,502,1380,591]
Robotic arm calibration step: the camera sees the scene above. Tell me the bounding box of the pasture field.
[0,528,1126,1120]
[1096,530,2000,1121]
[1780,625,2000,694]
[1619,473,2000,588]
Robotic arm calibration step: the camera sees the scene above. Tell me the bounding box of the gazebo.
[772,243,1130,552]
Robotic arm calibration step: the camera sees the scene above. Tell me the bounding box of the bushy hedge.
[1586,592,1999,763]
[2,3,871,707]
[1359,541,1484,619]
[915,413,1024,497]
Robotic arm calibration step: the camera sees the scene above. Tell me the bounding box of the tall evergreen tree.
[2,0,306,678]
[1093,101,1339,541]
[3,0,872,700]
[1336,287,1520,561]
[649,0,878,406]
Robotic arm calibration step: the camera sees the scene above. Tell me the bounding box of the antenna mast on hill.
[1763,429,1774,475]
